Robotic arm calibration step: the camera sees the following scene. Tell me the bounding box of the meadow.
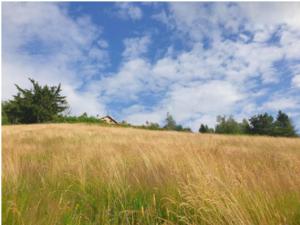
[2,124,300,225]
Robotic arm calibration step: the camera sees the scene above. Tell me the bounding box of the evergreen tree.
[241,119,251,134]
[163,112,191,132]
[199,124,208,133]
[248,113,274,135]
[199,124,214,133]
[273,111,297,137]
[3,78,68,124]
[164,112,177,130]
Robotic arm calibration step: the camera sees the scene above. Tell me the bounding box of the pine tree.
[164,112,177,130]
[248,113,274,135]
[273,111,297,137]
[199,124,209,133]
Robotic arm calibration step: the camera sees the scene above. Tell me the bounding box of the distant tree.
[121,120,129,125]
[174,124,192,132]
[215,115,243,134]
[148,122,161,130]
[162,113,191,132]
[182,127,192,132]
[273,111,297,137]
[3,78,68,124]
[175,124,183,131]
[199,124,214,133]
[248,113,274,135]
[199,124,208,133]
[241,119,251,134]
[80,112,88,118]
[164,112,177,130]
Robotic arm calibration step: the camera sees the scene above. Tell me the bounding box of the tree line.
[2,79,298,137]
[199,112,297,137]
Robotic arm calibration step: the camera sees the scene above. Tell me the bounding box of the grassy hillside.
[2,124,300,225]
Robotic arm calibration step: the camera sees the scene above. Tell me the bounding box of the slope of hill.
[2,124,300,225]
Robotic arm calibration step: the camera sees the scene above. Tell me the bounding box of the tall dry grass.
[2,124,300,225]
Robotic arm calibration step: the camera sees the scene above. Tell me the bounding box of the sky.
[2,2,300,131]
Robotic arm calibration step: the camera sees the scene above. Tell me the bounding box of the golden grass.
[2,124,300,225]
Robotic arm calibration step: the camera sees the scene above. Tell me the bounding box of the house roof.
[100,115,118,124]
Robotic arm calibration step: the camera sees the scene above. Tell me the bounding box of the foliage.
[248,113,275,135]
[1,103,10,125]
[163,112,177,130]
[248,111,297,137]
[174,124,191,132]
[53,113,105,124]
[240,118,251,134]
[215,115,245,134]
[3,78,68,124]
[272,111,297,137]
[199,124,214,133]
[178,126,192,132]
[163,112,191,132]
[199,111,297,137]
[146,122,161,130]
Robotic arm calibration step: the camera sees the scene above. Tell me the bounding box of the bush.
[53,114,105,124]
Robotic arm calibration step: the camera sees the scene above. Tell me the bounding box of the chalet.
[99,115,118,125]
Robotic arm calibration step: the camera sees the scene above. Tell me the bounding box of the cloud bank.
[2,2,300,131]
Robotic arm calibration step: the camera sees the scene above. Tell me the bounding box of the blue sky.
[2,2,300,131]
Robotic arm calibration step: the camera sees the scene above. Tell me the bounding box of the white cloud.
[154,3,223,42]
[239,3,300,29]
[155,2,300,45]
[115,3,143,20]
[121,80,244,130]
[253,30,271,43]
[263,97,299,111]
[2,2,108,116]
[124,109,165,125]
[62,86,106,116]
[292,74,300,88]
[93,32,296,129]
[106,3,300,130]
[122,35,151,60]
[280,27,300,59]
[162,80,244,122]
[98,59,152,101]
